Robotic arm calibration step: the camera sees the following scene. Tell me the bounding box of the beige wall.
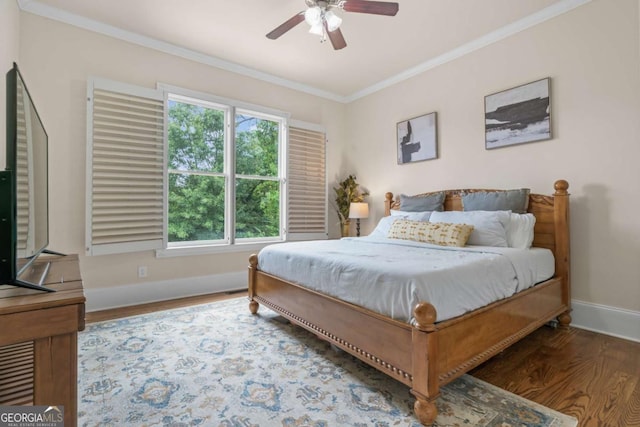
[17,13,346,290]
[345,0,640,312]
[0,0,20,167]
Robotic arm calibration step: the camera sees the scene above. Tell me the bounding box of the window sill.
[155,240,284,258]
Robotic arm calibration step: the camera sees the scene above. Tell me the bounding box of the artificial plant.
[333,174,369,225]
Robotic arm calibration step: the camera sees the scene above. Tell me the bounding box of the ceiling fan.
[266,0,399,50]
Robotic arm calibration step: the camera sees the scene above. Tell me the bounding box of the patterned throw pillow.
[387,219,474,247]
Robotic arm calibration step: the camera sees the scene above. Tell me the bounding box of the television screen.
[14,69,49,266]
[0,63,53,291]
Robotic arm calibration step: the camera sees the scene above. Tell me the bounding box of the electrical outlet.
[137,265,148,278]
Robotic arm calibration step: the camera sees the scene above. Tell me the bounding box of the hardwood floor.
[471,325,640,427]
[86,291,640,427]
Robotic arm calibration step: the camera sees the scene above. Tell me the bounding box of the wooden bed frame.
[248,180,571,425]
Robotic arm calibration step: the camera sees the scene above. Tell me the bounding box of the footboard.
[249,254,568,425]
[248,254,419,388]
[433,276,567,384]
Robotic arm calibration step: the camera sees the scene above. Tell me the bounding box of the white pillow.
[368,216,399,238]
[389,210,432,221]
[507,213,536,249]
[369,212,432,238]
[429,210,511,247]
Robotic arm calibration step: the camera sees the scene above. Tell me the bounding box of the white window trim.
[155,240,278,258]
[157,83,291,120]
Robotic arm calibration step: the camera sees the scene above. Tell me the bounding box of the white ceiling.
[19,0,589,102]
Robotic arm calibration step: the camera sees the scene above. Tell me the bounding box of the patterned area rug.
[78,297,577,426]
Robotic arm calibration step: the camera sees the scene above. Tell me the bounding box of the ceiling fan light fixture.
[304,6,322,26]
[325,10,342,32]
[308,23,324,37]
[267,0,398,50]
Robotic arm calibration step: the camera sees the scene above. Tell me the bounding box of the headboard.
[384,180,571,304]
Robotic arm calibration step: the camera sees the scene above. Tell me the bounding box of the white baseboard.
[85,276,640,343]
[571,299,640,343]
[84,271,247,312]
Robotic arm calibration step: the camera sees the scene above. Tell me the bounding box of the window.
[234,111,282,240]
[167,93,285,248]
[165,91,286,250]
[166,96,227,245]
[86,78,326,257]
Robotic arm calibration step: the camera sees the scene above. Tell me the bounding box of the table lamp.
[349,202,369,237]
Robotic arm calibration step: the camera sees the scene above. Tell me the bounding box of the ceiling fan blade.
[266,13,305,39]
[342,0,399,16]
[325,23,347,50]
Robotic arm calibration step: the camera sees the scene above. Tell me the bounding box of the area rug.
[78,297,577,427]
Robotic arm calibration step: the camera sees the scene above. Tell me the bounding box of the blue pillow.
[400,192,445,212]
[461,189,530,214]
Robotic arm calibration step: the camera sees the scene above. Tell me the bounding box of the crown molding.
[19,0,591,104]
[344,0,592,102]
[17,0,347,103]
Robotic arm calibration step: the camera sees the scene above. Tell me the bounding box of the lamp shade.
[304,6,322,26]
[349,202,369,219]
[308,23,324,36]
[325,10,342,32]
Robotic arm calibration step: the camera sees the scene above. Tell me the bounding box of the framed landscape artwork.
[397,112,437,164]
[485,78,551,150]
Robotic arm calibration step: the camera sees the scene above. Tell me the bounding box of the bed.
[248,180,571,425]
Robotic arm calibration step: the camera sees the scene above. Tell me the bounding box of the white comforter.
[257,237,555,324]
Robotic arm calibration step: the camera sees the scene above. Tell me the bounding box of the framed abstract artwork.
[397,112,437,164]
[485,78,551,149]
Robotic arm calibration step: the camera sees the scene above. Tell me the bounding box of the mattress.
[257,236,555,324]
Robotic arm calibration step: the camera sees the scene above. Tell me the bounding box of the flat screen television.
[0,62,59,292]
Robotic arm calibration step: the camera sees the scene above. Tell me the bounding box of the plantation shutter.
[287,122,327,240]
[86,78,165,256]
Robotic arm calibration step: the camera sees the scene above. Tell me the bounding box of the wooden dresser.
[0,254,85,427]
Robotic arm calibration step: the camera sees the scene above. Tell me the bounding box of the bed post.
[553,180,571,327]
[411,302,438,425]
[248,254,259,314]
[384,192,394,216]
